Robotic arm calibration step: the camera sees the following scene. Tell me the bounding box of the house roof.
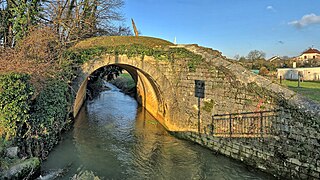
[302,48,320,54]
[268,56,280,62]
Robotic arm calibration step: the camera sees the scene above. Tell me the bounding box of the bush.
[259,66,269,76]
[17,27,60,63]
[0,73,71,158]
[21,80,70,157]
[31,80,69,134]
[0,73,34,141]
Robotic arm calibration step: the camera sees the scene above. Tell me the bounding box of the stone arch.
[72,54,172,129]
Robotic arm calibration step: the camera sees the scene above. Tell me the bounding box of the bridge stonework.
[72,43,320,179]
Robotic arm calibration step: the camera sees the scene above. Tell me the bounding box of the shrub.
[259,66,269,76]
[22,80,70,157]
[0,73,34,140]
[17,27,60,63]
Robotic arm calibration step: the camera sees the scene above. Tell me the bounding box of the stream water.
[42,83,274,179]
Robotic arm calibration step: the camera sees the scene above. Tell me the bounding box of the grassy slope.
[68,36,205,71]
[71,36,174,50]
[282,80,320,103]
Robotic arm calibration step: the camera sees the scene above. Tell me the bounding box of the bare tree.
[42,0,125,46]
[111,25,133,36]
[233,54,240,60]
[1,0,128,48]
[247,50,266,61]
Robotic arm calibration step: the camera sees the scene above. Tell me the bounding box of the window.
[313,56,315,59]
[304,56,307,59]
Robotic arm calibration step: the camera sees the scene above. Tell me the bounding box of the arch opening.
[73,63,166,126]
[86,65,136,99]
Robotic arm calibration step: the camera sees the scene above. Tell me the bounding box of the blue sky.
[122,0,320,59]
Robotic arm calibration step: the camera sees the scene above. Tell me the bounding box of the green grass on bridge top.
[72,36,174,50]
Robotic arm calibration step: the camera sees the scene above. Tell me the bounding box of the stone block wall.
[173,102,320,179]
[167,45,320,179]
[162,45,277,133]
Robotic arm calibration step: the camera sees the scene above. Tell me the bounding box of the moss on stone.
[65,36,204,71]
[202,99,214,113]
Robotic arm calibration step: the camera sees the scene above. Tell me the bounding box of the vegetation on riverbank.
[0,72,72,173]
[0,28,75,179]
[282,80,320,103]
[110,73,136,97]
[87,78,111,99]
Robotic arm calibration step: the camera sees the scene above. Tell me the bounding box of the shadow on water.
[41,83,275,180]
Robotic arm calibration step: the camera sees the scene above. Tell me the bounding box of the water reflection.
[42,83,274,180]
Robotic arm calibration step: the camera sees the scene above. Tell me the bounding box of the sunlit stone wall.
[72,44,320,179]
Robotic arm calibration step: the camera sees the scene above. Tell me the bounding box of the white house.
[299,48,320,61]
[277,67,320,81]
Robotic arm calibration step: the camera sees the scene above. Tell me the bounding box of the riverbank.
[110,73,136,97]
[0,73,71,179]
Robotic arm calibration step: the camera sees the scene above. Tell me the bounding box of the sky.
[121,0,320,59]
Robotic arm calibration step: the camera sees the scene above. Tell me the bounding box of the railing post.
[260,112,263,137]
[211,115,214,135]
[229,114,232,137]
[197,97,201,134]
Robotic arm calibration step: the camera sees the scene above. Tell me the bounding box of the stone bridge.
[71,36,320,179]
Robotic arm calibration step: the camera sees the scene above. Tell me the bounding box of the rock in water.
[36,169,64,180]
[5,147,18,159]
[72,170,101,180]
[0,157,40,179]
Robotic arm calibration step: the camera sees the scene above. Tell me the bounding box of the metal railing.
[211,110,279,137]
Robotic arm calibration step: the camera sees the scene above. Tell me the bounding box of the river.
[42,83,274,179]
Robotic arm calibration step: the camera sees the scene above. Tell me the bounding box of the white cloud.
[266,5,276,12]
[289,13,320,28]
[266,6,274,10]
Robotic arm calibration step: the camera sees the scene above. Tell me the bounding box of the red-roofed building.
[299,48,320,60]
